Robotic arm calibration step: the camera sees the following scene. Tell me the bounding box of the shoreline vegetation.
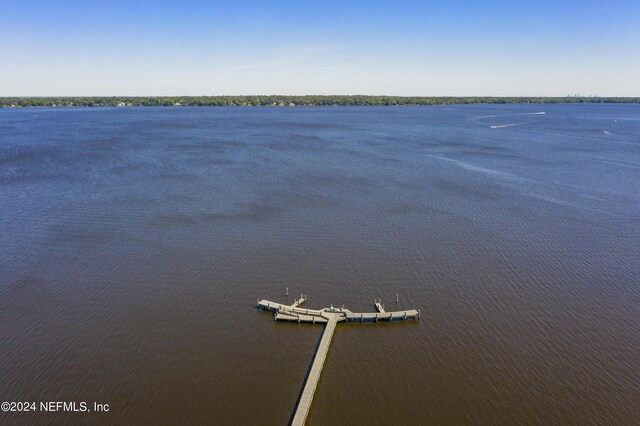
[1,96,639,108]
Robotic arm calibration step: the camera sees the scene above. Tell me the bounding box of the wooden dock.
[257,296,420,425]
[291,314,338,426]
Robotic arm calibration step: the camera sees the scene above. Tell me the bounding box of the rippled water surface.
[1,105,639,424]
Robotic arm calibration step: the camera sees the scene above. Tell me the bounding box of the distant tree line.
[1,96,638,108]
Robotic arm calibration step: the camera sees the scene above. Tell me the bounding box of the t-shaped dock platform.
[257,295,420,425]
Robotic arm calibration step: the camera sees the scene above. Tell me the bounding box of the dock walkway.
[257,296,420,425]
[291,314,338,426]
[257,300,419,324]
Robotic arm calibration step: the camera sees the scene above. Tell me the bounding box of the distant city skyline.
[1,0,639,96]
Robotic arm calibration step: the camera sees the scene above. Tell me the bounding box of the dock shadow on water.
[0,104,639,424]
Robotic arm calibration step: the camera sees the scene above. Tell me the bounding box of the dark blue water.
[1,105,639,424]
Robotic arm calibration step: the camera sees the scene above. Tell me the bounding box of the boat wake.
[473,111,546,128]
[490,123,526,129]
[479,111,545,119]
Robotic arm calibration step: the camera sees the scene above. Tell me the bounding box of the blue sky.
[1,0,638,96]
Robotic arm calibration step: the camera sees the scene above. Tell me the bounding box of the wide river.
[1,105,638,424]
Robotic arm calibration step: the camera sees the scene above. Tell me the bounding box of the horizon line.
[2,95,639,98]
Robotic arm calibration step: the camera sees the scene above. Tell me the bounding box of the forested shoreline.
[1,96,638,108]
